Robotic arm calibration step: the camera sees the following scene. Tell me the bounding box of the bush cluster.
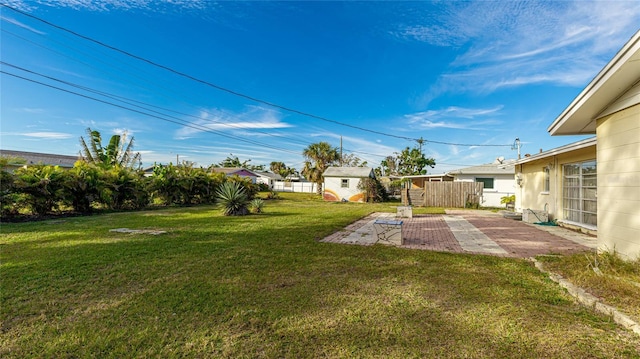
[0,159,261,219]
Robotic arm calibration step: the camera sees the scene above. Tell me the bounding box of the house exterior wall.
[323,176,366,202]
[596,105,640,260]
[516,145,596,231]
[256,176,275,189]
[453,174,515,207]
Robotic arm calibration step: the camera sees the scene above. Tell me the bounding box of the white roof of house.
[401,173,453,179]
[548,30,640,135]
[253,171,282,180]
[448,160,515,176]
[0,150,79,168]
[323,166,374,178]
[212,167,258,176]
[514,137,597,165]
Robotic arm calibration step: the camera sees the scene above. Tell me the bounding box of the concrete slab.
[442,215,508,255]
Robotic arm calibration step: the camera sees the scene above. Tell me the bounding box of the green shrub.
[0,159,18,217]
[500,194,516,206]
[265,190,281,200]
[249,198,265,214]
[13,164,66,215]
[150,163,221,205]
[216,182,249,216]
[99,166,149,210]
[357,177,388,203]
[63,161,102,213]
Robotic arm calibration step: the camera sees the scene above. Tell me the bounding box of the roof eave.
[548,31,640,136]
[514,137,597,165]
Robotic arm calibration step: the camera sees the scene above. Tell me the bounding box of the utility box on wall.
[522,209,548,223]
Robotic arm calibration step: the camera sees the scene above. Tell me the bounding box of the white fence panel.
[273,181,318,193]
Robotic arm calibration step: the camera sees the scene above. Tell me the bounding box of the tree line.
[0,128,436,217]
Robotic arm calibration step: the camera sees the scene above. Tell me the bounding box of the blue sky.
[2,1,639,174]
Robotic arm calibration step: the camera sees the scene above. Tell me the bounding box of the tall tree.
[341,153,367,167]
[378,147,435,176]
[396,146,435,175]
[217,154,249,168]
[302,142,340,196]
[79,128,141,169]
[216,154,265,171]
[270,161,295,179]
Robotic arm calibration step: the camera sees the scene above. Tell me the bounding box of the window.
[563,160,596,226]
[543,166,550,193]
[341,179,349,188]
[475,177,494,190]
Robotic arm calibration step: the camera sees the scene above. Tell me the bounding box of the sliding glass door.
[563,160,597,226]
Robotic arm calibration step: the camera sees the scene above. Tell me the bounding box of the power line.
[1,69,304,156]
[2,4,513,148]
[2,4,417,142]
[2,62,389,166]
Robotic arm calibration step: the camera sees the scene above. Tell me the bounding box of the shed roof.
[0,150,79,168]
[548,30,640,135]
[323,166,374,178]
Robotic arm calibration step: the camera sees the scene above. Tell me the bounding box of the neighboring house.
[210,167,258,184]
[0,150,79,171]
[322,167,375,202]
[447,159,516,207]
[514,137,597,233]
[253,171,282,189]
[544,30,640,260]
[402,173,454,189]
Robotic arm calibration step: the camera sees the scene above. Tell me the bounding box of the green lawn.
[1,193,639,358]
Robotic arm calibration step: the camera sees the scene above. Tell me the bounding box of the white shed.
[322,167,375,202]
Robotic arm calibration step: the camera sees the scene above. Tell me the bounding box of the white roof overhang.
[514,137,597,165]
[548,31,640,135]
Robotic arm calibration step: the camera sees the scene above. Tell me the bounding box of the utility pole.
[512,138,521,159]
[340,136,343,166]
[417,137,425,154]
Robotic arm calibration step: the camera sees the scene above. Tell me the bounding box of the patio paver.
[321,210,596,258]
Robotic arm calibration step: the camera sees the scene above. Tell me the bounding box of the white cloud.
[403,105,503,130]
[174,106,292,140]
[14,0,211,12]
[17,107,46,114]
[21,131,73,139]
[1,15,46,34]
[400,1,640,97]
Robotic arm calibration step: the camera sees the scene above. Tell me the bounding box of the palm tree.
[302,141,339,196]
[79,128,141,169]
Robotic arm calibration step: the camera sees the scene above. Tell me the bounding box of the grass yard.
[1,193,639,358]
[538,251,640,326]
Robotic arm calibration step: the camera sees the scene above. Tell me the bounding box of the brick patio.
[321,210,596,258]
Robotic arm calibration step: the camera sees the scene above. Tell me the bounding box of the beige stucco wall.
[516,145,596,227]
[596,105,640,260]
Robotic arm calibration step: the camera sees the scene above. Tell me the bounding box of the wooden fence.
[402,182,484,208]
